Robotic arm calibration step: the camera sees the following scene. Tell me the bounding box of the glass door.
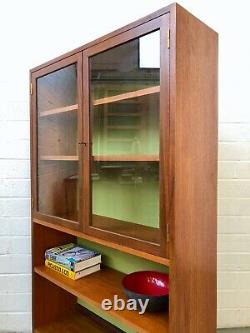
[31,54,83,230]
[83,15,169,255]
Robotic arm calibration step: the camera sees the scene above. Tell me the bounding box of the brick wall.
[0,96,31,331]
[218,129,250,328]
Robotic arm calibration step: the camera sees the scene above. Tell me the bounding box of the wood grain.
[33,218,169,266]
[40,155,79,161]
[92,214,160,244]
[32,223,76,329]
[35,265,169,333]
[93,86,160,106]
[169,4,218,333]
[34,308,121,333]
[93,154,159,162]
[40,104,78,117]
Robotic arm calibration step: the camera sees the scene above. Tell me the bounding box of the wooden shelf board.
[40,155,159,162]
[40,104,78,117]
[93,154,159,162]
[40,155,79,161]
[106,125,141,130]
[33,218,170,266]
[34,265,169,333]
[107,112,142,117]
[34,311,108,333]
[92,214,160,244]
[93,86,160,106]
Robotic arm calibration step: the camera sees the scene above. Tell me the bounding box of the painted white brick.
[218,272,250,290]
[218,253,250,271]
[0,218,30,236]
[0,275,31,293]
[0,237,31,255]
[218,234,250,252]
[0,179,30,197]
[219,123,250,142]
[0,159,30,179]
[218,290,250,309]
[218,198,250,216]
[218,217,250,234]
[0,312,31,332]
[0,100,29,121]
[218,180,250,197]
[217,309,250,329]
[0,255,31,274]
[0,121,29,141]
[0,198,30,217]
[218,161,250,179]
[219,142,250,161]
[0,293,31,312]
[0,139,29,159]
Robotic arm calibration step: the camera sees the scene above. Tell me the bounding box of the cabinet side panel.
[32,223,76,329]
[170,5,218,333]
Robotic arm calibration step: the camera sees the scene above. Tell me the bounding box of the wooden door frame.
[82,14,171,258]
[30,53,83,231]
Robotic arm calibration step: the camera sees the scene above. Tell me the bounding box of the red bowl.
[122,271,169,296]
[122,271,169,312]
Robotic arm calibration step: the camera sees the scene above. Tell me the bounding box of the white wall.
[0,0,249,331]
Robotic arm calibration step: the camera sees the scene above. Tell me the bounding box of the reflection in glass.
[37,65,79,221]
[90,30,160,244]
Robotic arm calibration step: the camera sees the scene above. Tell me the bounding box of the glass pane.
[37,64,79,221]
[90,30,160,244]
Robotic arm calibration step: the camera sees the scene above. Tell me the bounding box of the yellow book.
[45,259,100,280]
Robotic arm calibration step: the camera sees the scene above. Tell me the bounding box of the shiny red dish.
[122,271,169,297]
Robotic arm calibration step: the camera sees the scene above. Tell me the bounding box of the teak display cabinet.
[30,3,218,333]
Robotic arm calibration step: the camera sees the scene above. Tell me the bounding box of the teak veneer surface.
[93,154,159,162]
[93,86,160,106]
[34,312,108,333]
[40,155,79,161]
[33,218,170,266]
[169,4,218,333]
[35,265,169,333]
[34,305,123,333]
[39,104,78,117]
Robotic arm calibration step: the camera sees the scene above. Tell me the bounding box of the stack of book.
[45,243,101,280]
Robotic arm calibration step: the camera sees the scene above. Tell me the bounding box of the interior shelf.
[93,86,160,106]
[33,218,170,266]
[34,265,169,333]
[39,155,159,162]
[40,155,79,161]
[93,154,159,162]
[34,310,112,333]
[39,104,78,117]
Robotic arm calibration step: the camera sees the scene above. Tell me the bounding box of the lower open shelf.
[34,306,121,333]
[34,265,169,333]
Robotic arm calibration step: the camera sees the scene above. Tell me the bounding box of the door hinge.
[167,223,170,242]
[30,83,33,95]
[167,29,170,49]
[31,198,34,209]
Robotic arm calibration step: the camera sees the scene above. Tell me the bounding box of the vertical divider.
[159,13,171,258]
[82,52,91,233]
[32,223,76,329]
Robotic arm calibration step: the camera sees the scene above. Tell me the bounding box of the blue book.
[45,243,101,272]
